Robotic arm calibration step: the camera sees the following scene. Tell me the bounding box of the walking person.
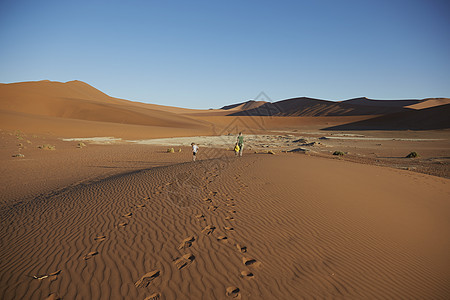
[191,142,199,161]
[237,132,244,157]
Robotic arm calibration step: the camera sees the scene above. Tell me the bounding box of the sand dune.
[226,97,450,122]
[0,109,215,139]
[324,103,450,131]
[405,98,450,110]
[2,80,449,136]
[0,154,448,299]
[228,97,415,117]
[221,100,268,111]
[0,81,211,130]
[341,97,421,108]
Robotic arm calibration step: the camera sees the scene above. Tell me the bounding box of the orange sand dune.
[0,109,215,139]
[0,81,211,130]
[0,154,448,299]
[3,80,449,136]
[405,98,450,110]
[1,80,379,137]
[221,100,268,111]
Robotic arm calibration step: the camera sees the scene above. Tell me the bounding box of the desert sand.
[1,81,450,299]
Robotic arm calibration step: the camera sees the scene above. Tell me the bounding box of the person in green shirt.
[237,132,244,157]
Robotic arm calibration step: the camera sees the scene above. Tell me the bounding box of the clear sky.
[1,0,449,108]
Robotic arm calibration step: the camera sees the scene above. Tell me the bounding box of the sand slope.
[1,154,449,299]
[324,103,450,131]
[221,100,268,111]
[341,97,421,108]
[2,80,450,135]
[227,97,450,120]
[228,97,416,117]
[0,81,211,129]
[405,98,450,110]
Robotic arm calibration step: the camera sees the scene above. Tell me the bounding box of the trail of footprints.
[190,169,258,299]
[39,167,256,299]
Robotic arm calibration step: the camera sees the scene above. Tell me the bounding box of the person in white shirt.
[191,142,199,161]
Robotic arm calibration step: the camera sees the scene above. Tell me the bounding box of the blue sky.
[1,0,449,108]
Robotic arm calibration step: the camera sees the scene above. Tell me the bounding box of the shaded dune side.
[323,103,450,130]
[228,97,415,117]
[341,97,422,107]
[0,155,449,299]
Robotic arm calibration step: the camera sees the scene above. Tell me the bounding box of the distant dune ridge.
[324,103,450,131]
[226,97,450,130]
[227,96,450,117]
[1,80,449,135]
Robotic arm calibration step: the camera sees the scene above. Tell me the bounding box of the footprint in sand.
[236,244,247,253]
[118,222,128,227]
[45,293,61,300]
[144,292,161,300]
[136,204,146,208]
[242,257,261,267]
[174,253,195,270]
[94,235,106,242]
[122,212,133,217]
[135,270,160,288]
[33,270,61,282]
[217,235,228,243]
[240,270,254,279]
[225,216,235,221]
[202,225,216,235]
[195,214,206,221]
[83,251,98,260]
[203,198,212,203]
[226,203,236,207]
[228,210,237,214]
[226,286,241,299]
[208,205,218,211]
[178,236,195,250]
[48,270,61,282]
[224,226,234,231]
[210,191,218,196]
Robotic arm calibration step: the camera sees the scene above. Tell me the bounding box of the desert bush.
[77,142,86,148]
[167,148,175,153]
[333,151,345,156]
[267,150,275,155]
[406,151,419,158]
